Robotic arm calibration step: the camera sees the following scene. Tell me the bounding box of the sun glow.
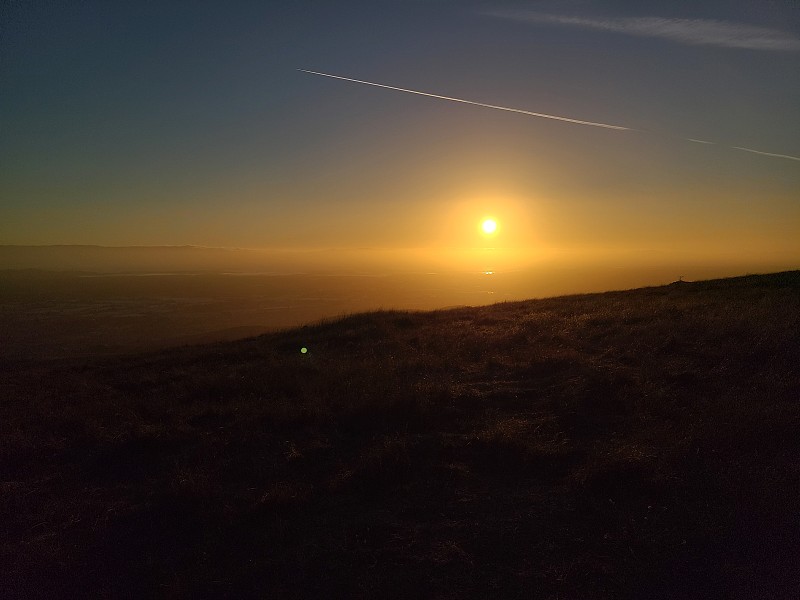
[482,219,497,234]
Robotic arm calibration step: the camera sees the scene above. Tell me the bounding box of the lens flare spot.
[300,347,308,354]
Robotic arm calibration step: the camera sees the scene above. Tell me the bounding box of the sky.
[2,0,799,273]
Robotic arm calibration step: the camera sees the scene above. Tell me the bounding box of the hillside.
[2,272,799,599]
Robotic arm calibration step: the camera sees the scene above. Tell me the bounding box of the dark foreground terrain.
[2,272,799,599]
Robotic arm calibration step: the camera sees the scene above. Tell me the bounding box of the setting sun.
[482,219,497,234]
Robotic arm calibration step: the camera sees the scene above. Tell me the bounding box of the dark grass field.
[2,271,799,599]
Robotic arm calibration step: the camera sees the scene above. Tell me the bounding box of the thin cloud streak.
[733,146,800,162]
[485,11,800,51]
[300,70,800,163]
[298,69,631,130]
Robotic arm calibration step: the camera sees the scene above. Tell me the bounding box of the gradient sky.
[2,0,799,267]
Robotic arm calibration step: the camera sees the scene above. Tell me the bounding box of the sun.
[481,219,497,234]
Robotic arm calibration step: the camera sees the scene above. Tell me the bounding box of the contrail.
[732,146,800,162]
[299,69,800,163]
[298,69,631,131]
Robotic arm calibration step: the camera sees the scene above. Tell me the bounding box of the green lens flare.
[300,347,308,354]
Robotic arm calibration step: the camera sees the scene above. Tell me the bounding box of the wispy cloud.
[485,10,800,51]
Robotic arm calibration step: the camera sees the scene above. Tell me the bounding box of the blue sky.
[1,1,798,266]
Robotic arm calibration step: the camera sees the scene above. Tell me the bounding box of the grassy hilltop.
[2,271,799,599]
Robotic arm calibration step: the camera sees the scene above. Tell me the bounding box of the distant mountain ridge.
[0,245,266,273]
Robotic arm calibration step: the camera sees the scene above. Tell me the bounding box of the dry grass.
[1,271,799,598]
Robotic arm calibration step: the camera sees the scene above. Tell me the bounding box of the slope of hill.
[2,272,799,599]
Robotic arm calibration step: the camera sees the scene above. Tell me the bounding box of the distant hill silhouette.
[0,244,261,272]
